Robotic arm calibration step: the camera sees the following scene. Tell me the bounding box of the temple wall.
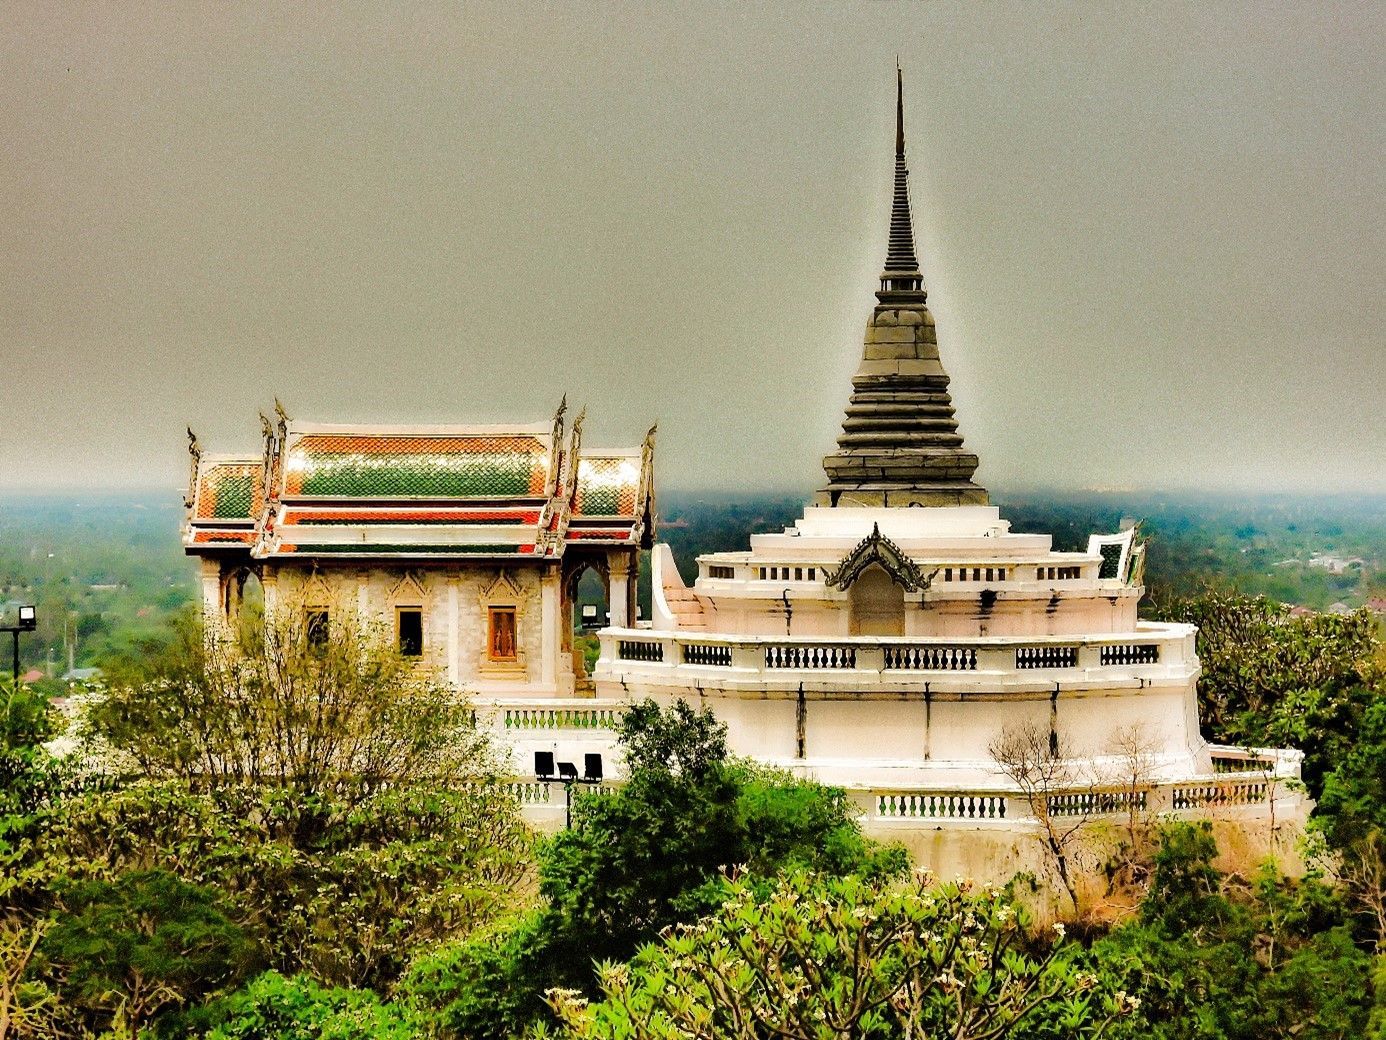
[639,679,1209,778]
[260,562,558,695]
[696,593,1141,639]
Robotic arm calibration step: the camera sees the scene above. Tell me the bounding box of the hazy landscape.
[3,487,1381,681]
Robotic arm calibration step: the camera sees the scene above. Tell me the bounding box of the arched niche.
[849,564,905,637]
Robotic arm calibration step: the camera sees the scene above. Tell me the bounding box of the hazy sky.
[2,2,1382,496]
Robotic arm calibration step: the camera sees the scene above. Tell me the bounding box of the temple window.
[808,567,816,580]
[794,567,803,580]
[306,608,329,649]
[397,607,423,657]
[488,606,518,662]
[709,565,734,579]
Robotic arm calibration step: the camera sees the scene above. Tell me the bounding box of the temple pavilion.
[184,73,1302,870]
[185,405,655,698]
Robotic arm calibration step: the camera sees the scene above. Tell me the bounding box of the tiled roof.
[185,417,654,560]
[283,434,548,499]
[195,460,264,520]
[574,454,640,517]
[281,508,542,526]
[192,530,256,545]
[277,543,537,556]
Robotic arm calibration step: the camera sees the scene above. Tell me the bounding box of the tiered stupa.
[590,72,1303,870]
[820,70,986,508]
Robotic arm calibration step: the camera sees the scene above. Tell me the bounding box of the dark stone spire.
[818,70,987,508]
[882,66,922,291]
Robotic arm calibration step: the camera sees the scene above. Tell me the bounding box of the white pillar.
[200,559,223,624]
[261,566,280,618]
[541,566,559,688]
[448,575,461,686]
[608,554,631,629]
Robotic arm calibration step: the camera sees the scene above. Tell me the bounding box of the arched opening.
[562,558,610,693]
[221,565,263,630]
[849,564,905,636]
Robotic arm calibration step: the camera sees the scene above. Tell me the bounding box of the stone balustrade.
[500,749,1301,830]
[477,699,627,733]
[596,624,1194,687]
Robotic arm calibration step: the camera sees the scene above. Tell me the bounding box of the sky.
[2,1,1382,497]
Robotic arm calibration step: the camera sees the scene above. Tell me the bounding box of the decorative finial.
[186,426,200,459]
[896,63,905,157]
[274,398,291,425]
[880,66,923,296]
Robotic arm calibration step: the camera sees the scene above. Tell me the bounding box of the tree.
[39,870,258,1037]
[17,778,532,991]
[989,722,1096,910]
[1092,824,1374,1040]
[539,700,744,966]
[1154,589,1379,796]
[549,871,1135,1040]
[93,607,497,845]
[0,917,55,1040]
[197,971,418,1040]
[407,700,905,1040]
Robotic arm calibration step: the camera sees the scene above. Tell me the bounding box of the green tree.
[1154,589,1379,796]
[197,971,418,1040]
[94,608,496,846]
[405,700,904,1040]
[549,871,1133,1040]
[40,869,258,1037]
[1092,824,1373,1040]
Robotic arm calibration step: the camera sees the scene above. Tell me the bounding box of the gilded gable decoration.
[481,569,524,600]
[825,523,934,593]
[387,570,428,604]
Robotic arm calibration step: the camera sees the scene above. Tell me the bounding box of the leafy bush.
[198,971,418,1040]
[40,869,259,1037]
[1091,823,1374,1040]
[549,871,1133,1039]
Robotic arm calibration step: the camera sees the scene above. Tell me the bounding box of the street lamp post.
[3,605,37,689]
[534,751,605,828]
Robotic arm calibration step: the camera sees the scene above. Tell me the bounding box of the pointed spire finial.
[880,65,923,298]
[896,62,905,157]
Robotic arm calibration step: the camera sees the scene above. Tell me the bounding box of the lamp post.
[3,605,37,689]
[534,751,604,828]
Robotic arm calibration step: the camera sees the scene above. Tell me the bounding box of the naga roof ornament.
[824,522,935,593]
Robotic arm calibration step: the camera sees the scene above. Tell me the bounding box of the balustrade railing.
[503,706,622,730]
[765,644,857,669]
[1100,643,1160,666]
[884,645,977,671]
[604,627,1189,676]
[865,770,1290,826]
[1015,645,1079,669]
[683,642,733,667]
[877,792,1007,820]
[1171,780,1270,810]
[1047,788,1147,818]
[618,639,664,662]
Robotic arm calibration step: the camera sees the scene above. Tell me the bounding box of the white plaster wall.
[611,676,1207,777]
[261,562,559,695]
